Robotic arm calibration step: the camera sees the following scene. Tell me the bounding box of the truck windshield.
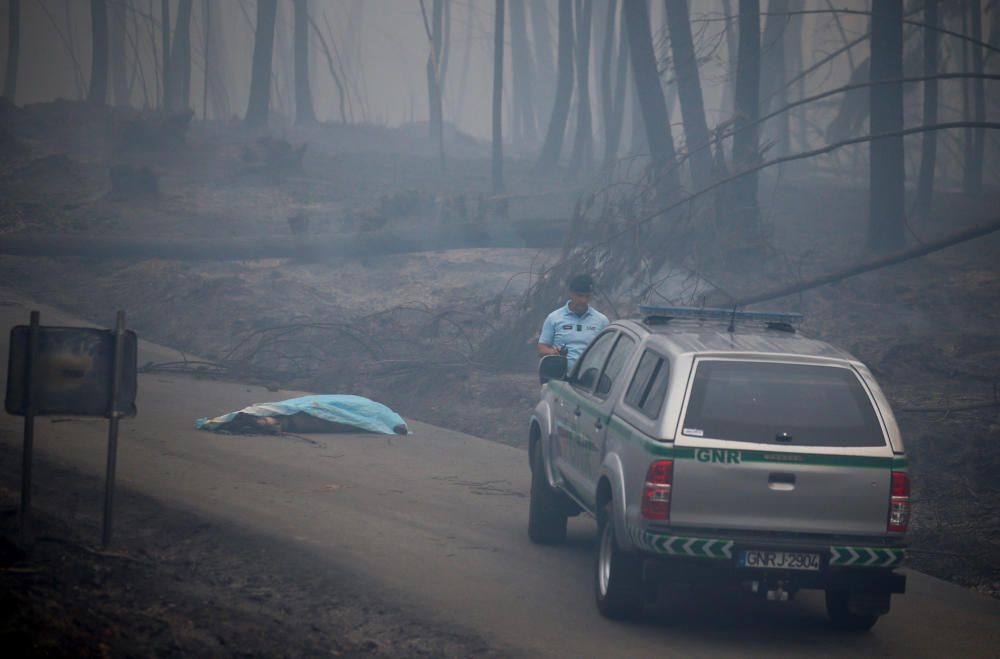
[681,361,886,447]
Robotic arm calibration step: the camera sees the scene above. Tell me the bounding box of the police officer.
[537,274,609,369]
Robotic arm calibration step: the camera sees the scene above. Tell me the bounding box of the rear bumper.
[628,525,907,591]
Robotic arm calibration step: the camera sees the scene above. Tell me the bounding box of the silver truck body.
[529,316,908,625]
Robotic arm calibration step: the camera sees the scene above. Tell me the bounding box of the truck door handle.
[573,406,581,417]
[594,419,604,430]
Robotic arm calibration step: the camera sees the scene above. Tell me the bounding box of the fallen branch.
[734,217,1000,306]
[0,222,565,261]
[897,401,1000,414]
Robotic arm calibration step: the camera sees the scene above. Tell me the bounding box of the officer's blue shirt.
[539,302,610,367]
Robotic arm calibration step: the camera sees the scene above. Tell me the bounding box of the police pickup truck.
[528,307,908,630]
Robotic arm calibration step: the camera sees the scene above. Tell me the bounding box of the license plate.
[739,550,821,571]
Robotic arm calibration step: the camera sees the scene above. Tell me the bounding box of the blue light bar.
[638,305,804,325]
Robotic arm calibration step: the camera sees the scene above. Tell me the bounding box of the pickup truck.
[528,307,908,631]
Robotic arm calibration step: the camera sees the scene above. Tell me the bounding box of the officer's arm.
[538,316,559,357]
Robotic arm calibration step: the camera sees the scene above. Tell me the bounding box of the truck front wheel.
[528,441,568,544]
[594,501,643,619]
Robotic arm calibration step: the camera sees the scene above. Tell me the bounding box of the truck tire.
[594,501,643,619]
[825,590,881,632]
[528,441,568,544]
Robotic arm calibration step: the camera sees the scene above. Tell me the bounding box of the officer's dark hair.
[567,273,595,294]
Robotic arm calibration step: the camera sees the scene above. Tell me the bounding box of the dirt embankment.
[0,446,501,658]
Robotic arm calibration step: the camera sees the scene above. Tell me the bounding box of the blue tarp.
[196,394,409,435]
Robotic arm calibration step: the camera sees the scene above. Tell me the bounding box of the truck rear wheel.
[825,589,881,632]
[595,501,643,619]
[528,441,568,544]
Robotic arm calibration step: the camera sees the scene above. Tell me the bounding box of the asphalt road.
[1,292,998,658]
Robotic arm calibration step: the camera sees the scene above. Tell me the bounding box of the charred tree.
[160,0,170,110]
[600,0,629,170]
[492,0,506,195]
[167,0,192,112]
[785,2,806,150]
[418,0,447,168]
[424,0,445,152]
[719,0,736,120]
[664,0,713,190]
[868,0,905,251]
[3,0,20,101]
[570,0,594,175]
[294,0,316,125]
[729,0,761,233]
[624,0,680,190]
[529,0,557,127]
[509,0,538,145]
[917,0,939,213]
[246,0,278,127]
[88,0,110,105]
[201,0,210,119]
[965,0,985,195]
[629,65,646,154]
[536,0,575,172]
[759,0,789,154]
[109,0,127,105]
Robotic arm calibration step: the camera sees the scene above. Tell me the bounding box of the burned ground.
[0,101,998,651]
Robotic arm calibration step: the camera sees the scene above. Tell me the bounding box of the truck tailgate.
[669,447,892,535]
[670,358,895,536]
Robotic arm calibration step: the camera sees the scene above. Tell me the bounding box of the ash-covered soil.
[1,100,998,651]
[0,450,501,658]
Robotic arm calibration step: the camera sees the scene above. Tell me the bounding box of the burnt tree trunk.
[965,0,985,195]
[868,0,905,251]
[720,0,736,121]
[509,0,537,145]
[160,0,170,110]
[599,0,616,155]
[245,0,278,127]
[88,0,110,105]
[426,0,445,147]
[759,0,789,154]
[664,0,713,190]
[167,0,192,112]
[785,2,806,150]
[201,0,210,119]
[109,0,127,105]
[570,0,594,175]
[600,0,628,170]
[294,0,316,125]
[3,0,20,101]
[917,0,939,213]
[493,0,506,196]
[537,0,576,172]
[730,0,761,233]
[624,0,680,190]
[529,0,557,129]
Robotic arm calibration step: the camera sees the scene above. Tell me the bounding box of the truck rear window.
[681,361,886,447]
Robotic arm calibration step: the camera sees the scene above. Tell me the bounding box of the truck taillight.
[641,460,673,521]
[888,471,910,534]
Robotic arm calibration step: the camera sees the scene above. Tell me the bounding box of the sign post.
[102,310,126,548]
[19,310,39,544]
[5,310,138,548]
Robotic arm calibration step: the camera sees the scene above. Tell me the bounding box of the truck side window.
[573,331,617,392]
[624,351,670,419]
[594,335,636,398]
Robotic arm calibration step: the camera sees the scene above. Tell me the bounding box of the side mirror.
[539,354,568,384]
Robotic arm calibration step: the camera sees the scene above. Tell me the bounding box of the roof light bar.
[638,305,804,325]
